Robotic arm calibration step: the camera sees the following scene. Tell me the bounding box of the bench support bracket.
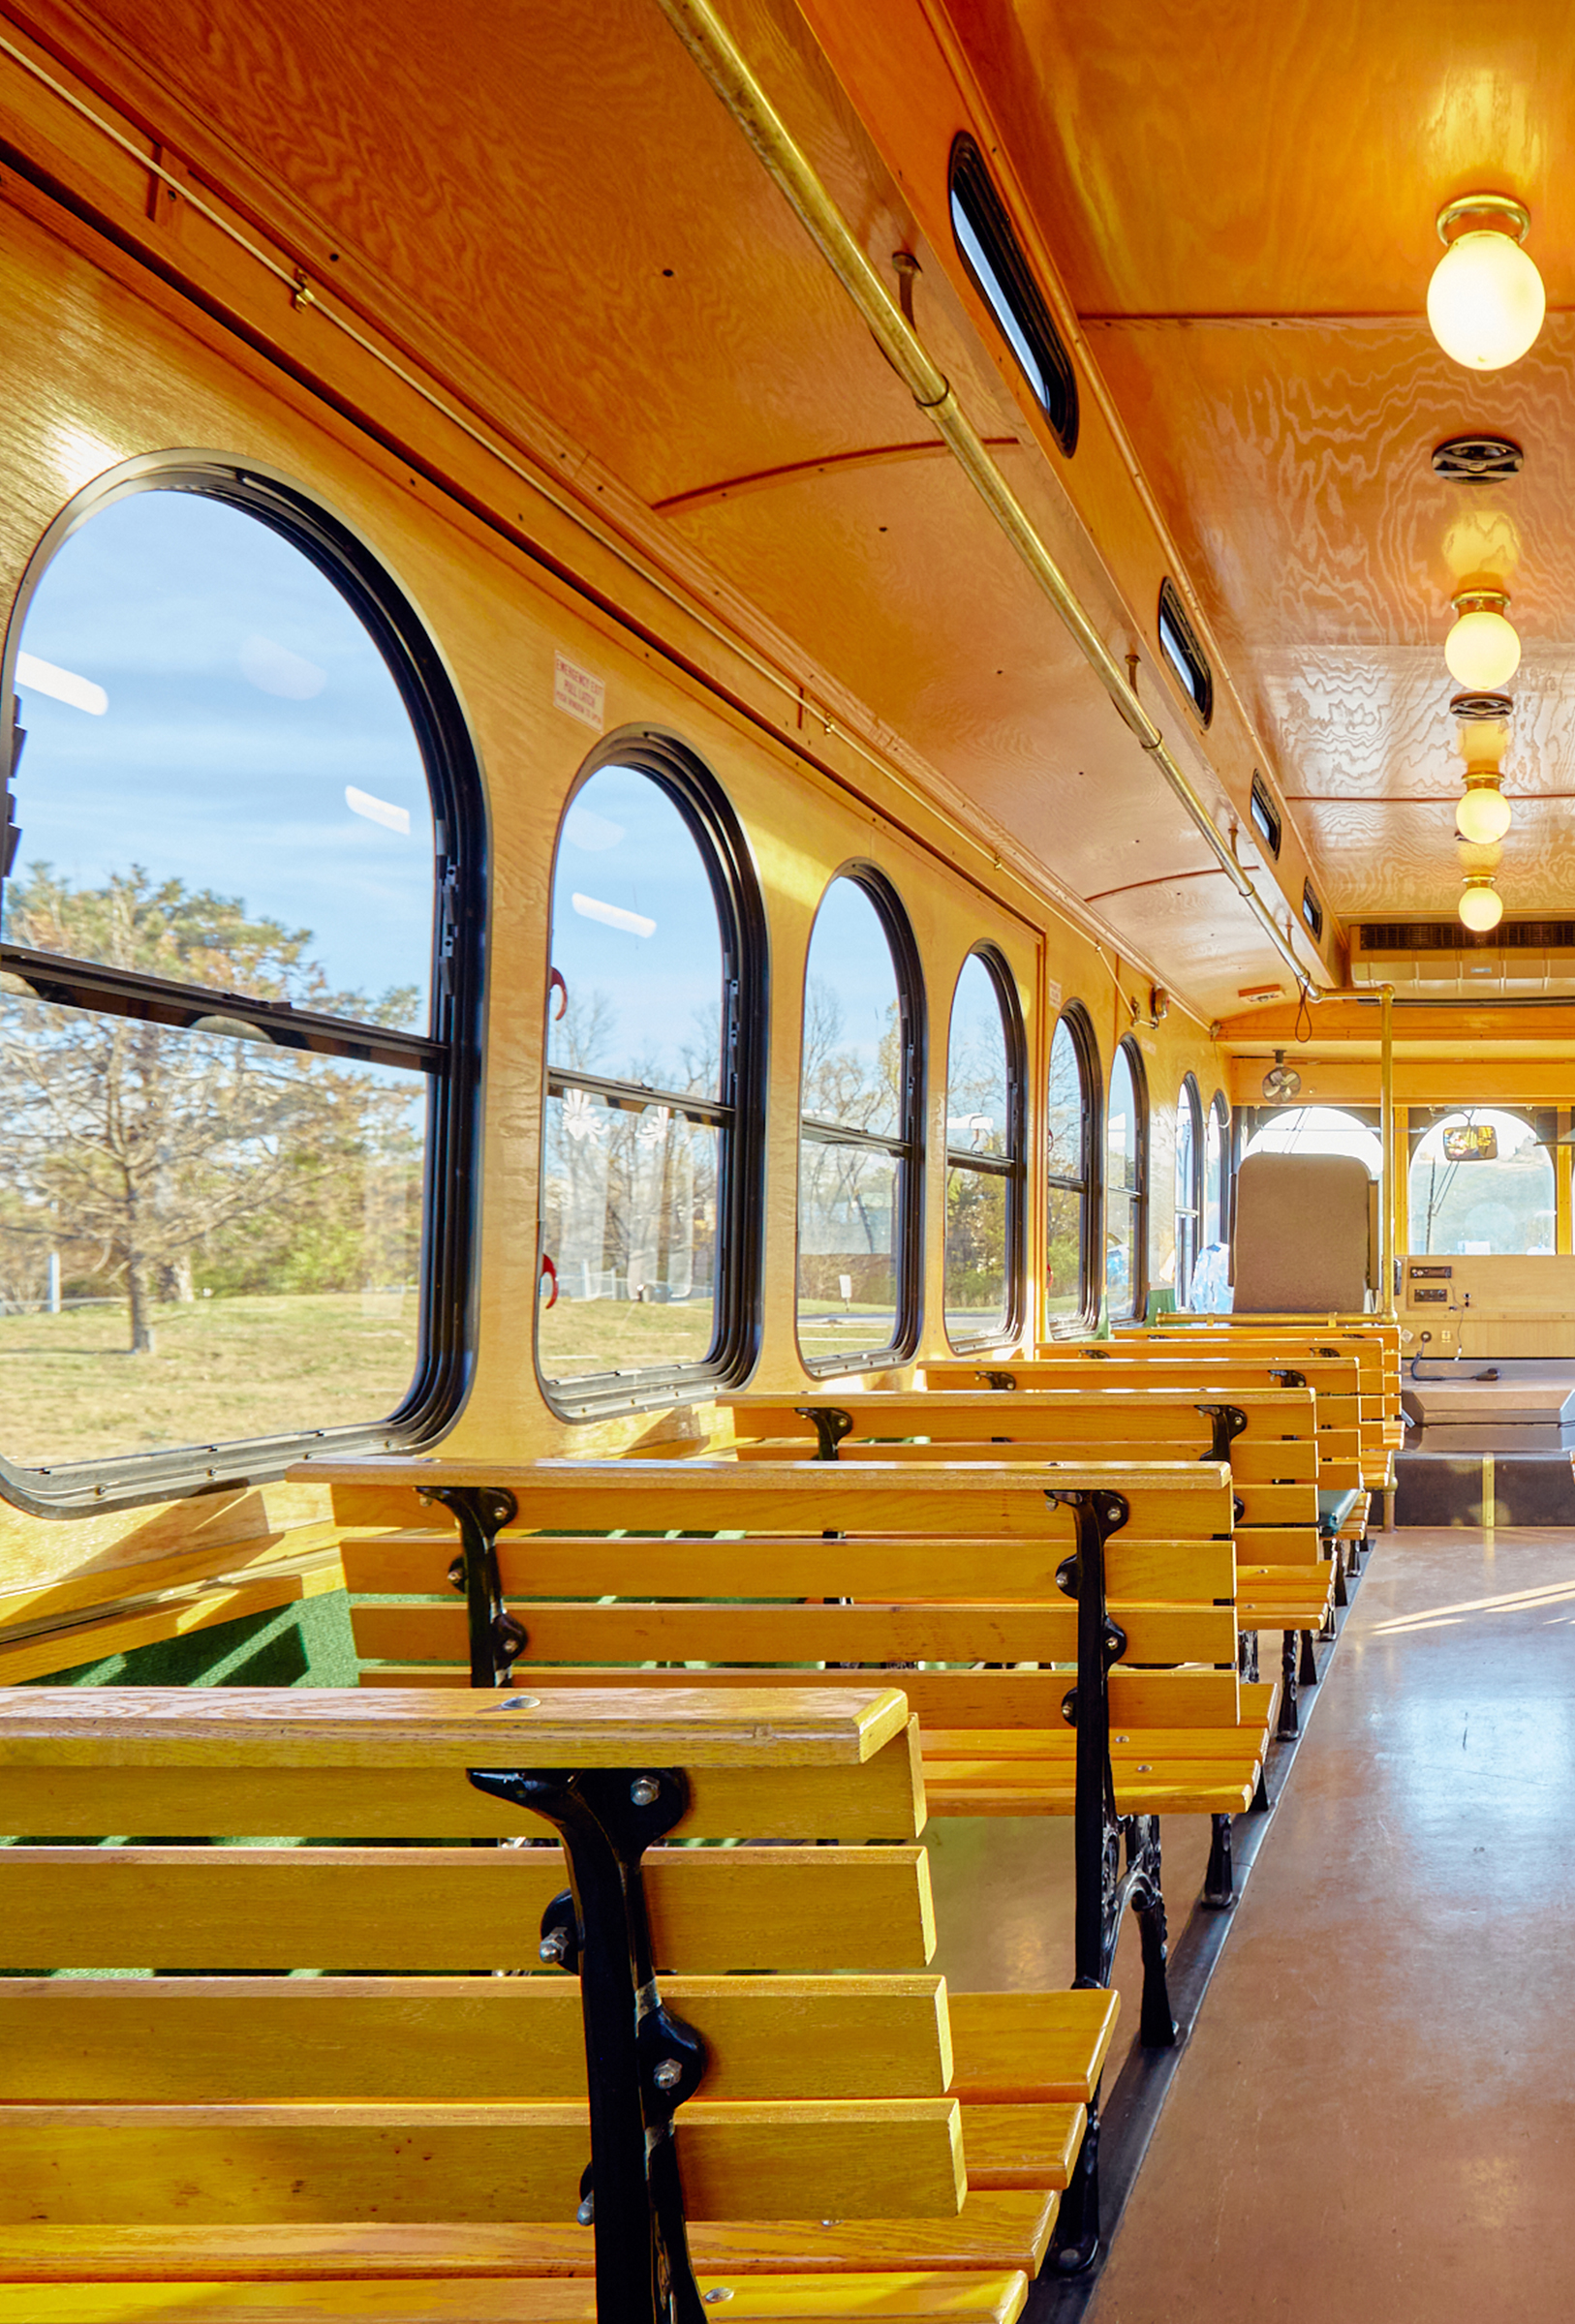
[468,1760,708,2324]
[426,1483,524,1688]
[793,1404,853,1461]
[1194,1402,1249,1463]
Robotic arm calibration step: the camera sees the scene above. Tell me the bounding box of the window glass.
[1245,1106,1380,1175]
[539,763,739,1394]
[6,492,433,1019]
[546,768,724,1100]
[1205,1094,1227,1242]
[0,479,467,1483]
[944,952,1019,1345]
[1105,1041,1145,1321]
[797,875,916,1365]
[1045,1010,1094,1327]
[947,136,1078,454]
[1408,1109,1554,1256]
[1174,1081,1201,1307]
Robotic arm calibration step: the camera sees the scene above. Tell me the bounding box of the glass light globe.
[1445,606,1521,689]
[1459,878,1504,933]
[1456,782,1513,844]
[1428,229,1545,370]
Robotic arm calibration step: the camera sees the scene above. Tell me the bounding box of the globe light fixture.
[1459,874,1504,932]
[1445,589,1521,690]
[1457,774,1513,844]
[1428,196,1545,371]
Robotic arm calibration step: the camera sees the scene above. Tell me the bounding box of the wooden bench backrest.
[326,1459,1241,1732]
[0,1685,964,2228]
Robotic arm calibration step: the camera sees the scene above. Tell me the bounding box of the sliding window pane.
[796,1136,898,1361]
[0,987,424,1466]
[1106,1044,1141,1321]
[538,1088,719,1380]
[1046,1181,1085,1321]
[945,1163,1008,1337]
[802,878,904,1141]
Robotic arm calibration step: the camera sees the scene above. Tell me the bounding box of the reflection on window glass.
[1244,1106,1380,1175]
[6,492,434,1020]
[797,876,914,1364]
[1106,1042,1143,1321]
[1407,1109,1554,1256]
[0,985,423,1466]
[944,953,1016,1344]
[540,765,733,1391]
[1174,1083,1200,1308]
[1046,1013,1092,1325]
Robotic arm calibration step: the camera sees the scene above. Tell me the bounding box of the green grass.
[0,1292,417,1468]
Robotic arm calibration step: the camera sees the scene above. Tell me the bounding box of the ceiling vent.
[1352,917,1575,992]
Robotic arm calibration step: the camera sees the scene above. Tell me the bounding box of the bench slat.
[0,1723,925,1844]
[340,1533,1235,1603]
[348,1602,1239,1669]
[352,1665,1245,1729]
[0,2265,1033,2320]
[0,2099,966,2226]
[0,1976,951,2102]
[0,1847,937,1974]
[0,1686,906,1771]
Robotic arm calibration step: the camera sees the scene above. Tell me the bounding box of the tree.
[0,866,419,1354]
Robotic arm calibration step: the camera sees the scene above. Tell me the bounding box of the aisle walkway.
[1088,1525,1575,2322]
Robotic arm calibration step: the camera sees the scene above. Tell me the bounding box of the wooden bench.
[1135,1318,1402,1497]
[0,1681,1122,2313]
[720,1391,1337,1738]
[304,1454,1273,2012]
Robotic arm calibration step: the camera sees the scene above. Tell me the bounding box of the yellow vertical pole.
[1380,985,1396,1318]
[1557,1110,1572,1257]
[1393,1104,1409,1260]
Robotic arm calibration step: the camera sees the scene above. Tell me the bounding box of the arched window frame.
[796,865,925,1375]
[537,732,768,1419]
[1106,1036,1149,1323]
[0,452,487,1515]
[1206,1090,1231,1245]
[942,945,1027,1353]
[1044,1000,1100,1336]
[1174,1074,1203,1309]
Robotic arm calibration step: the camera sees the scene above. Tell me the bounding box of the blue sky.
[7,491,434,1016]
[548,766,725,1092]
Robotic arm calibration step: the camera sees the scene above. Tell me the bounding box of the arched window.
[943,948,1026,1348]
[797,872,922,1369]
[1106,1038,1148,1322]
[538,746,764,1411]
[1407,1108,1555,1256]
[1205,1092,1229,1244]
[1046,1004,1098,1332]
[0,460,483,1506]
[1174,1077,1202,1307]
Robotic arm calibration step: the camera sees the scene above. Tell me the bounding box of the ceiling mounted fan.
[1261,1049,1302,1104]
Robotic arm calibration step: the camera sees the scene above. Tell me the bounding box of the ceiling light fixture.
[1459,874,1504,933]
[1428,195,1545,371]
[1450,688,1514,846]
[1445,588,1521,689]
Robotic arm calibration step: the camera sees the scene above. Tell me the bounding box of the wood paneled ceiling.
[12,0,1354,1015]
[943,0,1575,930]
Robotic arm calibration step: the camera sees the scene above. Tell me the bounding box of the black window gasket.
[1157,579,1214,727]
[1175,1072,1203,1307]
[0,451,487,1517]
[942,944,1028,1354]
[1302,880,1324,941]
[796,864,925,1375]
[1045,999,1100,1335]
[1107,1034,1150,1323]
[948,133,1079,457]
[536,730,768,1422]
[1251,771,1282,859]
